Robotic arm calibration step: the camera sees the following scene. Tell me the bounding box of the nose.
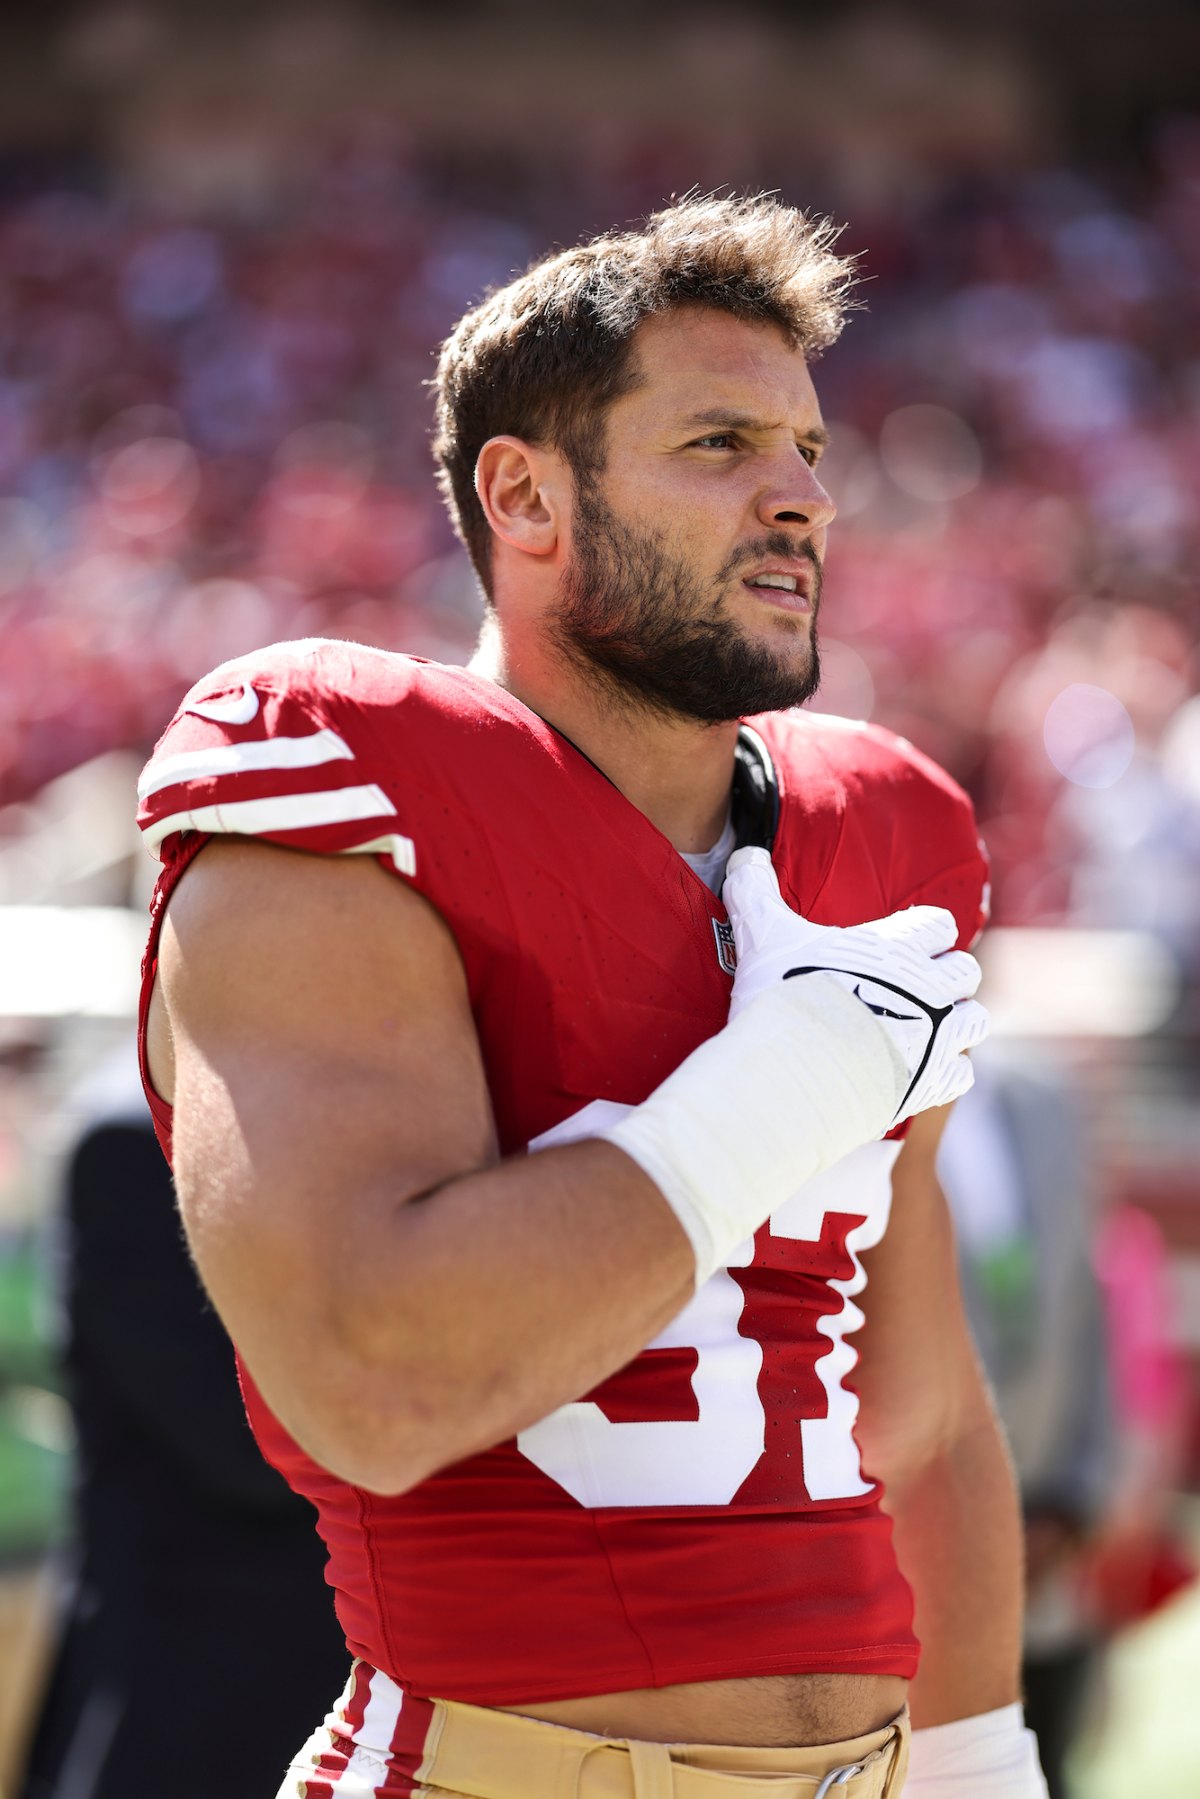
[755,454,837,537]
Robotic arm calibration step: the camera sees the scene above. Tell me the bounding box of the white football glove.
[723,846,988,1125]
[600,848,988,1286]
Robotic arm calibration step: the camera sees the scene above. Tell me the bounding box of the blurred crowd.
[0,115,1198,963]
[1,41,1200,1791]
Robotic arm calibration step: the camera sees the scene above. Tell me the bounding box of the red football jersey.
[136,639,988,1704]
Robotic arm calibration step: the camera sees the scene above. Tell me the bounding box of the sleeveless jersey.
[135,639,988,1705]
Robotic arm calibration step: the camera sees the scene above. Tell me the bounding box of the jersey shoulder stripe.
[142,784,412,867]
[136,640,422,873]
[137,726,355,801]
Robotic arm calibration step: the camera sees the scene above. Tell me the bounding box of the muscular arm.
[151,838,695,1495]
[855,1109,1023,1727]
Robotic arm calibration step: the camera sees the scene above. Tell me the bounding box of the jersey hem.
[381,1645,920,1708]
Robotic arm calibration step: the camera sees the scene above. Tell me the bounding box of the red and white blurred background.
[0,4,1198,1793]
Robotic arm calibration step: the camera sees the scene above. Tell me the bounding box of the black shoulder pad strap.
[731,724,780,852]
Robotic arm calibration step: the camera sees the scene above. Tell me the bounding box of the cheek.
[609,455,739,516]
[599,462,756,568]
[665,489,752,560]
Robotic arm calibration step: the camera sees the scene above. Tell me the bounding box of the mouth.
[742,565,814,614]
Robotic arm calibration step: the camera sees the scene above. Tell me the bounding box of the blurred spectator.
[1,108,1198,941]
[0,16,1197,1797]
[1085,1203,1194,1634]
[938,1048,1114,1798]
[15,1043,347,1799]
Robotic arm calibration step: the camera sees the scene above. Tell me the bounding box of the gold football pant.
[283,1678,910,1798]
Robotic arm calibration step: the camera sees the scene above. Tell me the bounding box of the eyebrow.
[681,409,830,447]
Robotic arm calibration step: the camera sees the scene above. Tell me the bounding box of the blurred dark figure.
[938,1048,1114,1799]
[17,1046,347,1799]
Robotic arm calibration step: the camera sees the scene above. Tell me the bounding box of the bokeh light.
[1043,683,1137,789]
[878,405,983,504]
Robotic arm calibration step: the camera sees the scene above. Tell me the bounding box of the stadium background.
[0,1,1199,1792]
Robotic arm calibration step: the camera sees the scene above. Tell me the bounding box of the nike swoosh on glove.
[722,846,989,1125]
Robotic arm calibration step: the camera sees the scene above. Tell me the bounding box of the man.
[135,195,1048,1796]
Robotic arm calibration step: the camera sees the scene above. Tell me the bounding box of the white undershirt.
[680,810,737,895]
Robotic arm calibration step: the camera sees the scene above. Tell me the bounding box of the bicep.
[156,837,498,1375]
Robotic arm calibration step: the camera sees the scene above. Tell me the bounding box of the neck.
[470,613,738,855]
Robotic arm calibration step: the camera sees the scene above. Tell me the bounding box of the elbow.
[864,1399,1015,1509]
[247,1342,487,1498]
[231,1262,515,1495]
[270,1388,455,1497]
[309,1435,443,1498]
[859,1362,1010,1498]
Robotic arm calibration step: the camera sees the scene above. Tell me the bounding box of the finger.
[722,850,784,939]
[725,845,774,878]
[869,905,958,957]
[951,998,990,1051]
[929,949,983,1000]
[941,1054,977,1106]
[894,904,960,956]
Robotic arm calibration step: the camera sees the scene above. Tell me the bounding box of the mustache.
[715,533,823,587]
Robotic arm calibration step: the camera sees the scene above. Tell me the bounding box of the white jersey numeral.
[517,1103,898,1510]
[768,1152,898,1500]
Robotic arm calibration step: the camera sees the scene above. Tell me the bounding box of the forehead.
[619,307,821,426]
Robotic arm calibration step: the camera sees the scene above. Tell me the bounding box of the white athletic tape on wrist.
[601,974,902,1286]
[905,1704,1049,1798]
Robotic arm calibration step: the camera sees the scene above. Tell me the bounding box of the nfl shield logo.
[712,918,737,976]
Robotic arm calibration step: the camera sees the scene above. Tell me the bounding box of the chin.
[765,610,814,641]
[768,641,813,683]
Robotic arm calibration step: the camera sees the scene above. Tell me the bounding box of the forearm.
[884,1403,1023,1727]
[186,952,934,1495]
[166,838,983,1501]
[200,1137,696,1495]
[349,1139,697,1486]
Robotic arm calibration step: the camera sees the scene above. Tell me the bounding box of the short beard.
[554,481,822,725]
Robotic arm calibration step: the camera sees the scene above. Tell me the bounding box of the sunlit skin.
[591,306,834,647]
[149,301,1021,1755]
[470,309,1020,1742]
[470,309,917,1739]
[472,307,837,853]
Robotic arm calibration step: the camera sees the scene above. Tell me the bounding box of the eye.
[691,432,739,451]
[798,443,823,467]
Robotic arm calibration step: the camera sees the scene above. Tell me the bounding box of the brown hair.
[431,193,855,596]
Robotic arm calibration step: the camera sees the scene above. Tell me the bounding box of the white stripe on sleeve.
[141,784,412,868]
[137,729,354,801]
[335,833,418,877]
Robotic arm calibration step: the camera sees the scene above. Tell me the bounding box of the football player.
[137,195,1048,1796]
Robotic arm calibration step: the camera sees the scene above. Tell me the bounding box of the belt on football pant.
[417,1697,910,1799]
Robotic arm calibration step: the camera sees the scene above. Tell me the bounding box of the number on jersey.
[518,1107,899,1509]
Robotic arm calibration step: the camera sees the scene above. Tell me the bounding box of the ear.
[475,436,567,560]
